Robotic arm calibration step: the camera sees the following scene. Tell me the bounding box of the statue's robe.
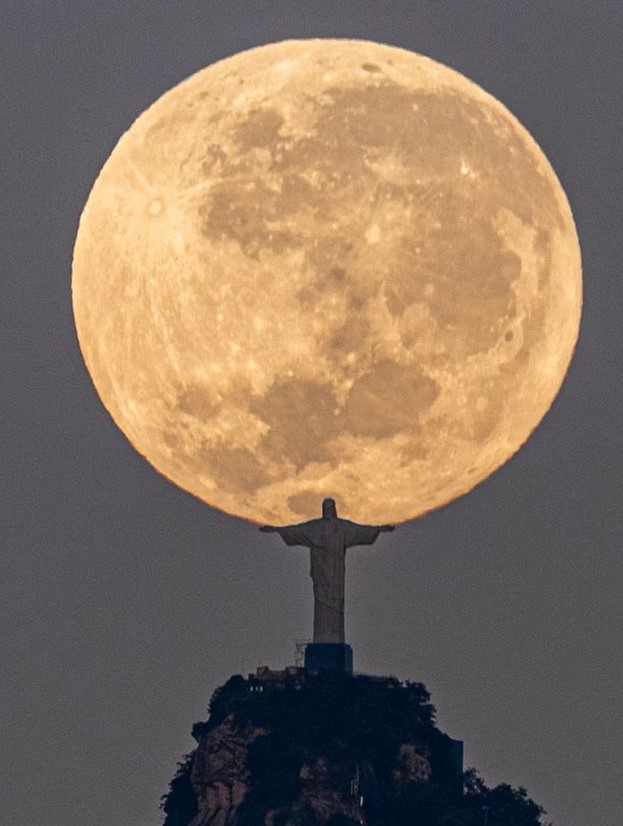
[274,518,382,644]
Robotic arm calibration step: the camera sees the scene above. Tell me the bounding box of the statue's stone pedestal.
[304,643,353,674]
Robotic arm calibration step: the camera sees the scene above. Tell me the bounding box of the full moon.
[72,39,582,525]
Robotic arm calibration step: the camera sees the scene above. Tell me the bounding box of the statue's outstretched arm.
[345,521,395,547]
[259,523,311,547]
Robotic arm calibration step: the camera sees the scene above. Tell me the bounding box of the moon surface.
[72,39,582,525]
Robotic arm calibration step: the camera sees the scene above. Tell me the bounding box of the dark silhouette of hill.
[161,669,548,826]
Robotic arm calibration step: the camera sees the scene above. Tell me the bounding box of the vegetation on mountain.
[161,672,548,826]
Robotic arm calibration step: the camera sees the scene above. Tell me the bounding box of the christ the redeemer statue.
[260,498,394,645]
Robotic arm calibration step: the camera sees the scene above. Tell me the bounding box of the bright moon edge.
[72,38,582,526]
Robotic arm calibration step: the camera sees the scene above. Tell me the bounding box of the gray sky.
[2,3,621,825]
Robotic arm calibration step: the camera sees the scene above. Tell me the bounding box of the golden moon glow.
[72,39,582,525]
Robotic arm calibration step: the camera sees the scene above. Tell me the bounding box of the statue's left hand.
[259,525,277,532]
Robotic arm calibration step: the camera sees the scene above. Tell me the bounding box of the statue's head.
[322,498,337,519]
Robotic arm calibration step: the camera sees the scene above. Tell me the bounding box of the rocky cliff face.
[187,714,436,825]
[188,717,268,826]
[162,669,458,826]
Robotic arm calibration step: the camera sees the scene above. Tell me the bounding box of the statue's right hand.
[259,525,277,532]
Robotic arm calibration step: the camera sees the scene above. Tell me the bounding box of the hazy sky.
[2,3,622,825]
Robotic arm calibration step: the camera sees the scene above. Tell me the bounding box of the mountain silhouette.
[161,668,548,826]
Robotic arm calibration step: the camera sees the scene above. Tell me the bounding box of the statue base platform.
[304,643,353,674]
